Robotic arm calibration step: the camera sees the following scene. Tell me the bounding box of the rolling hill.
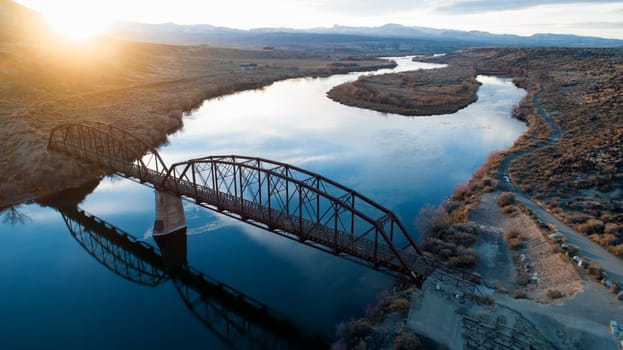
[110,22,623,53]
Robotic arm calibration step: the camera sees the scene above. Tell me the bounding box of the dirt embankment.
[327,65,480,116]
[0,3,395,209]
[470,192,583,303]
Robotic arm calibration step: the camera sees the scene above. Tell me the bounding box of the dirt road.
[499,85,623,283]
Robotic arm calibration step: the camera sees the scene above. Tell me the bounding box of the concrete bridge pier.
[153,191,187,269]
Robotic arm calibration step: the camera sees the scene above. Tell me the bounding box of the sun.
[44,11,110,41]
[15,1,112,41]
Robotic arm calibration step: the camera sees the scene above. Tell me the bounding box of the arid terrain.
[327,64,480,116]
[333,47,623,349]
[0,0,394,209]
[339,188,623,349]
[431,48,623,257]
[4,1,623,348]
[331,47,623,258]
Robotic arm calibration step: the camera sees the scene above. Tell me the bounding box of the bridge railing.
[160,156,431,280]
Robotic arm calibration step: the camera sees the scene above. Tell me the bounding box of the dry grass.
[0,2,395,208]
[418,203,480,268]
[428,47,623,258]
[327,65,480,116]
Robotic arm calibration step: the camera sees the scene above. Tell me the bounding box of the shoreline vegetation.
[327,47,623,262]
[334,47,623,348]
[326,64,480,116]
[427,47,623,259]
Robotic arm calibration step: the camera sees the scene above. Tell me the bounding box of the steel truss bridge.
[48,121,485,289]
[59,206,324,349]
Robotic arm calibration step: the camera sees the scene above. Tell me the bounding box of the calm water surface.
[0,56,526,349]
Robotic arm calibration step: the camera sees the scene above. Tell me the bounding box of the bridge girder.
[48,121,169,181]
[161,155,432,281]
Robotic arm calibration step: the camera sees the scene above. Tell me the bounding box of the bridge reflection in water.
[59,206,328,349]
[48,121,486,289]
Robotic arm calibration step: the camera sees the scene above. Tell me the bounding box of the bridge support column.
[154,191,187,269]
[154,191,187,235]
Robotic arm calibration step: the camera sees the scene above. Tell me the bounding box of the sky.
[15,0,623,39]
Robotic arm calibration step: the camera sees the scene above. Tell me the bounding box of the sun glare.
[44,11,110,41]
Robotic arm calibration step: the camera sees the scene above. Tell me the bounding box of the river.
[0,56,526,349]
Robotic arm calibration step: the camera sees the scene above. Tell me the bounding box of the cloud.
[310,0,439,16]
[17,0,623,38]
[436,0,623,14]
[573,21,623,30]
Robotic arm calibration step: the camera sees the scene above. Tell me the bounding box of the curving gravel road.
[499,86,623,283]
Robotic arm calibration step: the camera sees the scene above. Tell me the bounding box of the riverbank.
[334,47,623,349]
[0,7,395,210]
[326,65,480,116]
[427,47,623,259]
[421,47,623,348]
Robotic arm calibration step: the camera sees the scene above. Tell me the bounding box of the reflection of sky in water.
[160,60,526,232]
[122,57,523,332]
[0,57,527,343]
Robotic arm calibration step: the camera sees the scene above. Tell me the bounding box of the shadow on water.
[40,181,330,349]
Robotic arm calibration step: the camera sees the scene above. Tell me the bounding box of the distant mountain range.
[110,22,623,53]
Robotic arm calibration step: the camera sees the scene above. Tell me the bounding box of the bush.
[446,223,479,245]
[512,289,527,299]
[481,295,496,305]
[605,223,623,236]
[578,219,605,235]
[506,228,523,250]
[587,266,603,281]
[508,238,523,250]
[498,192,516,207]
[448,247,477,268]
[393,331,423,350]
[422,238,457,256]
[546,289,564,299]
[389,298,411,312]
[416,204,451,238]
[506,228,522,240]
[495,284,507,293]
[502,205,517,216]
[337,318,373,339]
[439,248,455,259]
